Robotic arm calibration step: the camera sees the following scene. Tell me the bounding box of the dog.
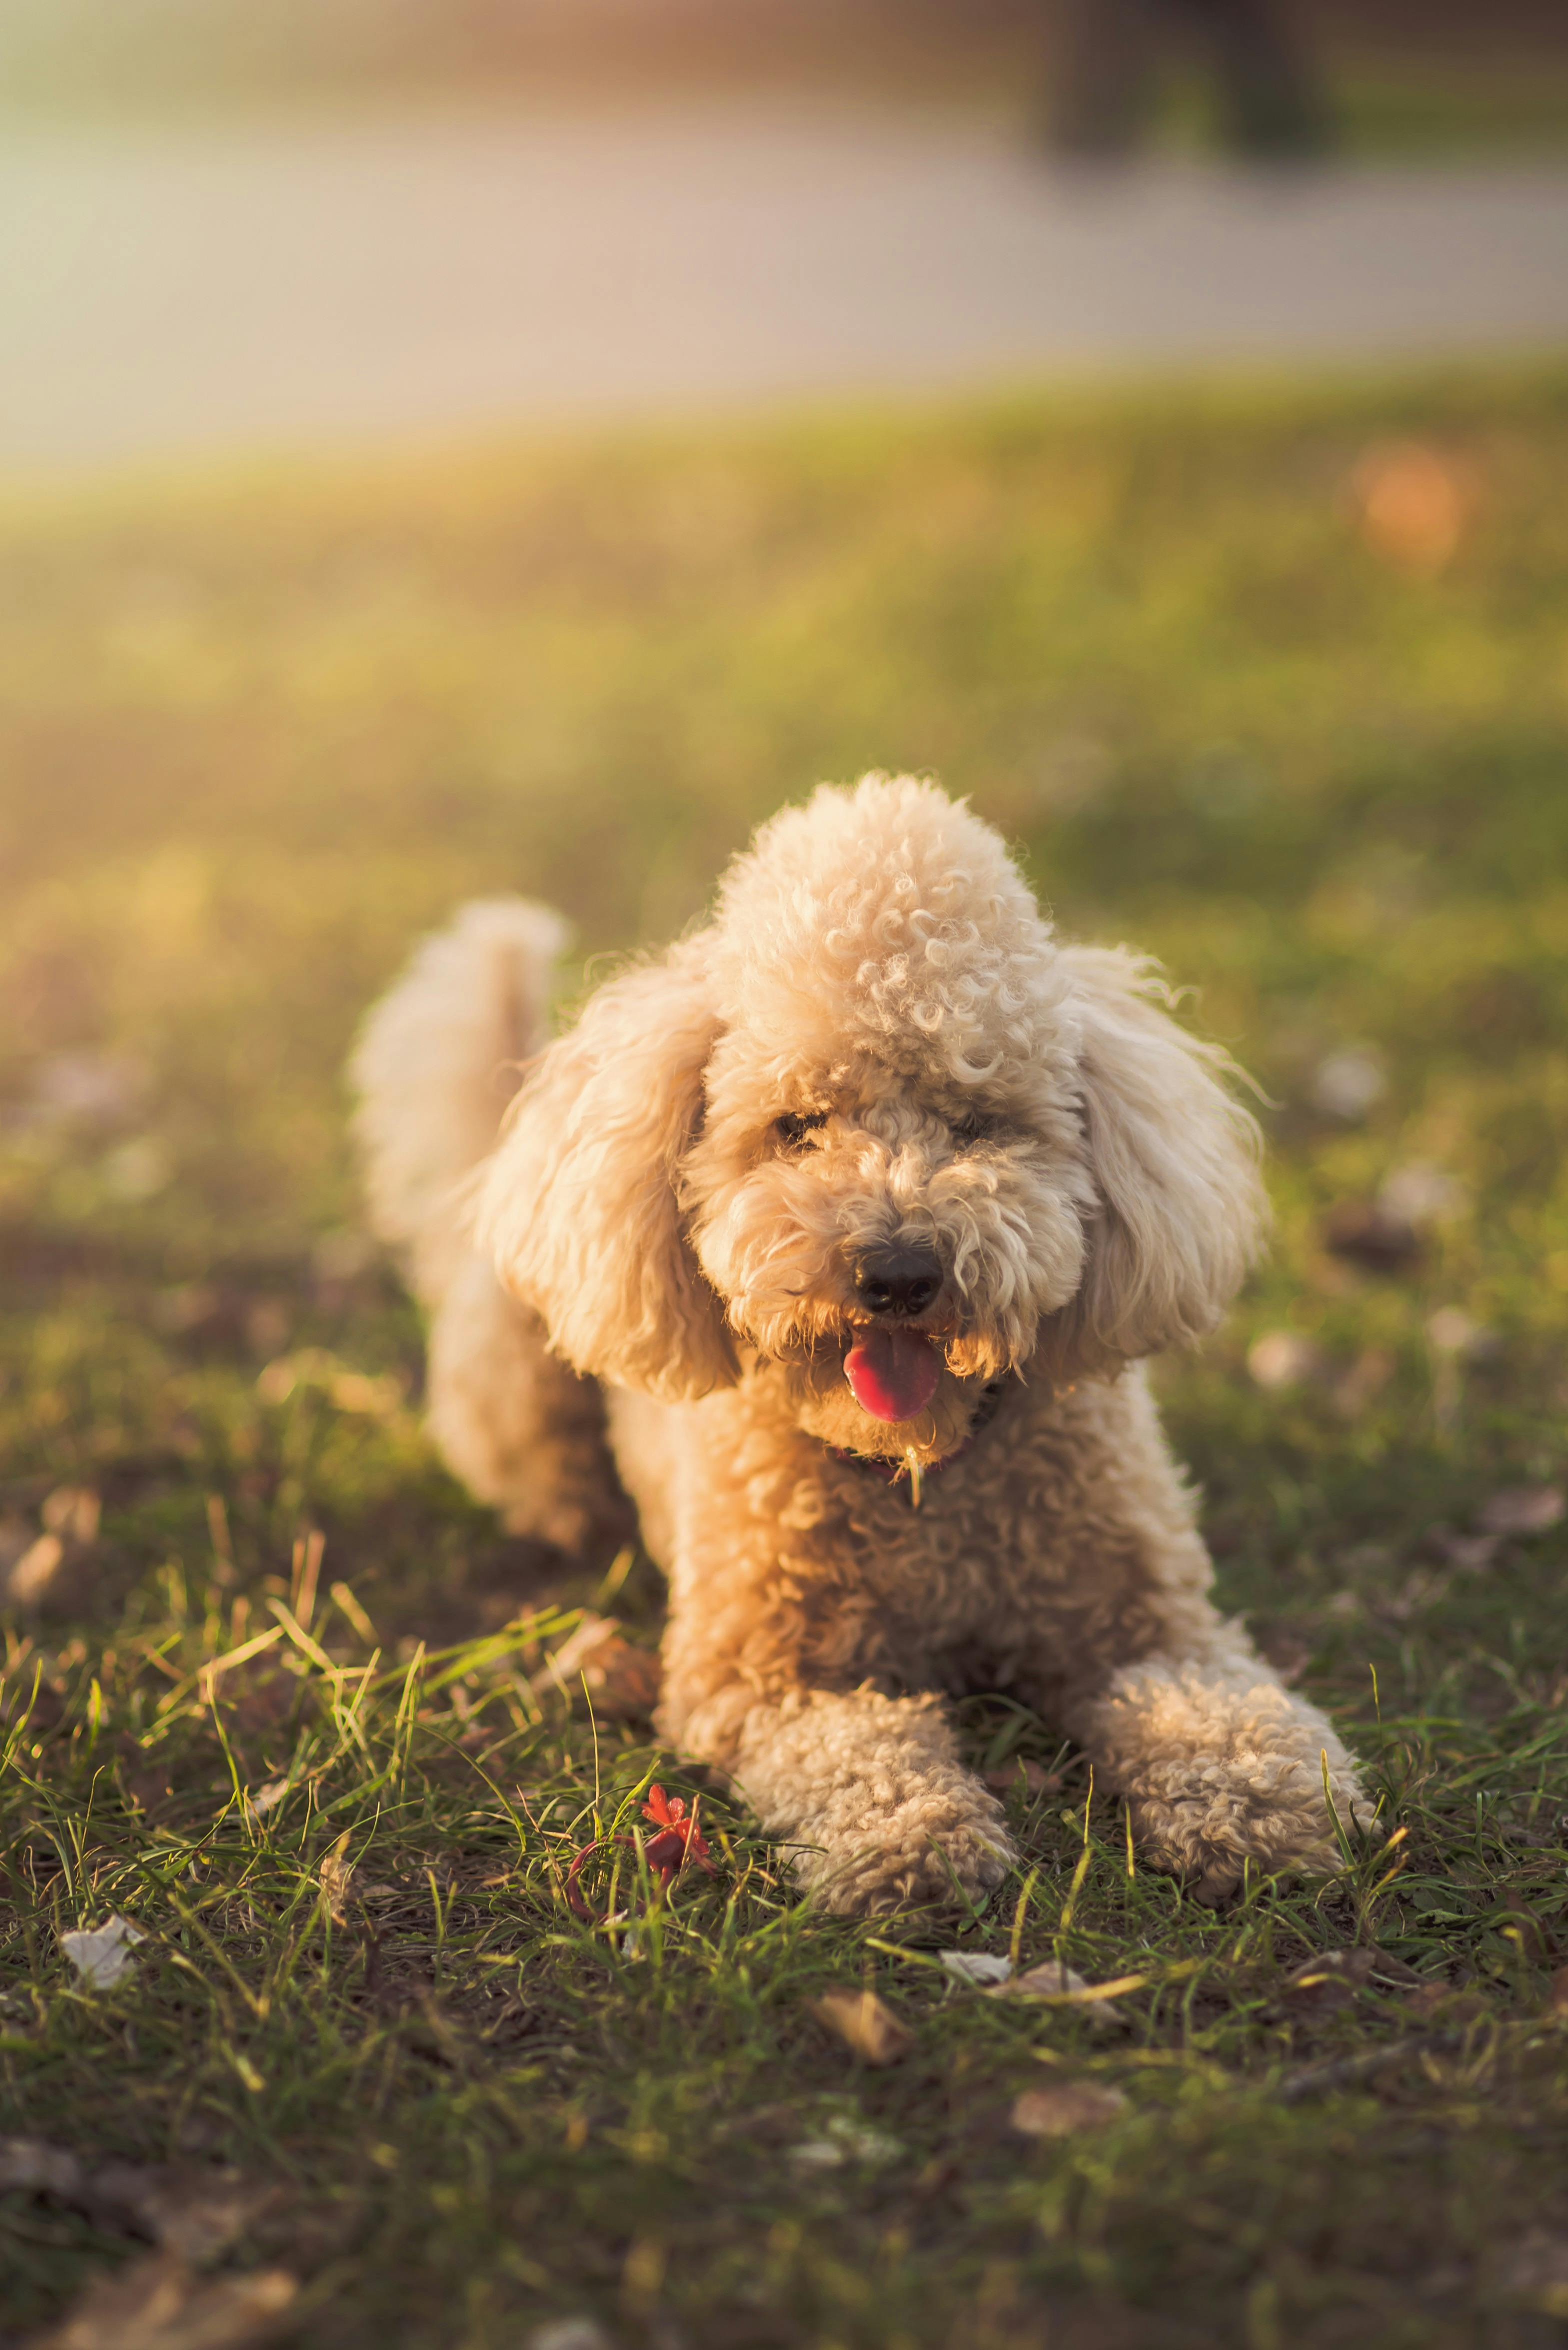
[352,774,1366,1912]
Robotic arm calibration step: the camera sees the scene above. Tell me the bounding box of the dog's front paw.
[1081,1651,1369,1904]
[1131,1752,1359,1902]
[796,1780,1014,1918]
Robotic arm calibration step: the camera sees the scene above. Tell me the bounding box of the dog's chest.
[826,1456,1059,1670]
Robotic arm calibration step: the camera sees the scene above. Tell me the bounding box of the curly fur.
[354,774,1367,1912]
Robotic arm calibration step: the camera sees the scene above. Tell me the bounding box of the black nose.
[852,1247,943,1318]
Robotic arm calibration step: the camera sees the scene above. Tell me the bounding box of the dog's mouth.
[842,1326,942,1424]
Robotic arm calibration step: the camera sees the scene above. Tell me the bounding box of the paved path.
[2,103,1567,470]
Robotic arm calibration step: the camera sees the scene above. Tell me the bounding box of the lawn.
[2,366,1568,2350]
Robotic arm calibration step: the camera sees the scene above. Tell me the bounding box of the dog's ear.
[1044,946,1267,1376]
[477,944,737,1400]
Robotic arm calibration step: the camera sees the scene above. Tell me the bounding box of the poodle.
[352,774,1366,1912]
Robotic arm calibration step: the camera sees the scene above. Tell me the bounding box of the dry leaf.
[1425,1525,1502,1574]
[7,1532,65,1605]
[530,1614,661,1720]
[4,1490,104,1610]
[0,2140,277,2267]
[1495,2232,1568,2318]
[810,1988,913,2066]
[42,1486,101,1544]
[243,1780,290,1824]
[61,1916,145,1990]
[29,2254,297,2350]
[786,2116,903,2170]
[938,1950,1013,1988]
[1281,1946,1424,2018]
[1247,1332,1325,1392]
[1281,1948,1378,2015]
[990,1960,1131,2028]
[0,2137,84,2196]
[1010,2080,1126,2138]
[1476,1486,1565,1538]
[91,2164,279,2265]
[525,2321,617,2350]
[318,1836,355,1926]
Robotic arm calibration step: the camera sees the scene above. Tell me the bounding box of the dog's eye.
[775,1111,828,1150]
[951,1112,994,1148]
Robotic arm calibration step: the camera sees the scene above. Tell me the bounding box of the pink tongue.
[844,1327,941,1424]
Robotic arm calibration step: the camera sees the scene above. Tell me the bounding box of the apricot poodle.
[353,774,1366,1912]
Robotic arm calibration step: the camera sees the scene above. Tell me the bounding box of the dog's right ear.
[476,943,737,1402]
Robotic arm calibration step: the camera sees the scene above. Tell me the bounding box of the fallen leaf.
[1247,1331,1326,1392]
[243,1779,290,1824]
[989,1960,1133,2028]
[61,1916,145,1990]
[29,2254,297,2350]
[1476,1486,1565,1538]
[0,2140,278,2268]
[938,1950,1013,1988]
[41,1486,101,1544]
[530,1614,661,1720]
[810,1988,913,2066]
[1495,2231,1568,2318]
[1424,1525,1502,1574]
[91,2164,279,2265]
[0,2137,84,2196]
[1010,2080,1126,2138]
[786,2115,904,2170]
[525,2320,616,2350]
[1281,1947,1380,2014]
[7,1532,65,1605]
[318,1835,356,1926]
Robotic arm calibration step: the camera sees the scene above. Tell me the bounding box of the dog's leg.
[426,1253,626,1554]
[668,1677,1012,1916]
[1061,1616,1367,1900]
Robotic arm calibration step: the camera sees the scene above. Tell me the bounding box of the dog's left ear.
[1047,944,1267,1374]
[477,942,738,1402]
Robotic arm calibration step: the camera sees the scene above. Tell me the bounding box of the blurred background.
[4,0,1568,468]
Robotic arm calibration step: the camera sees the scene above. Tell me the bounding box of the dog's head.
[480,776,1265,1462]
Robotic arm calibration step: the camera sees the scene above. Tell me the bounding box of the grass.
[2,365,1568,2350]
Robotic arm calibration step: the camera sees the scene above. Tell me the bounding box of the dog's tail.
[350,897,570,1302]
